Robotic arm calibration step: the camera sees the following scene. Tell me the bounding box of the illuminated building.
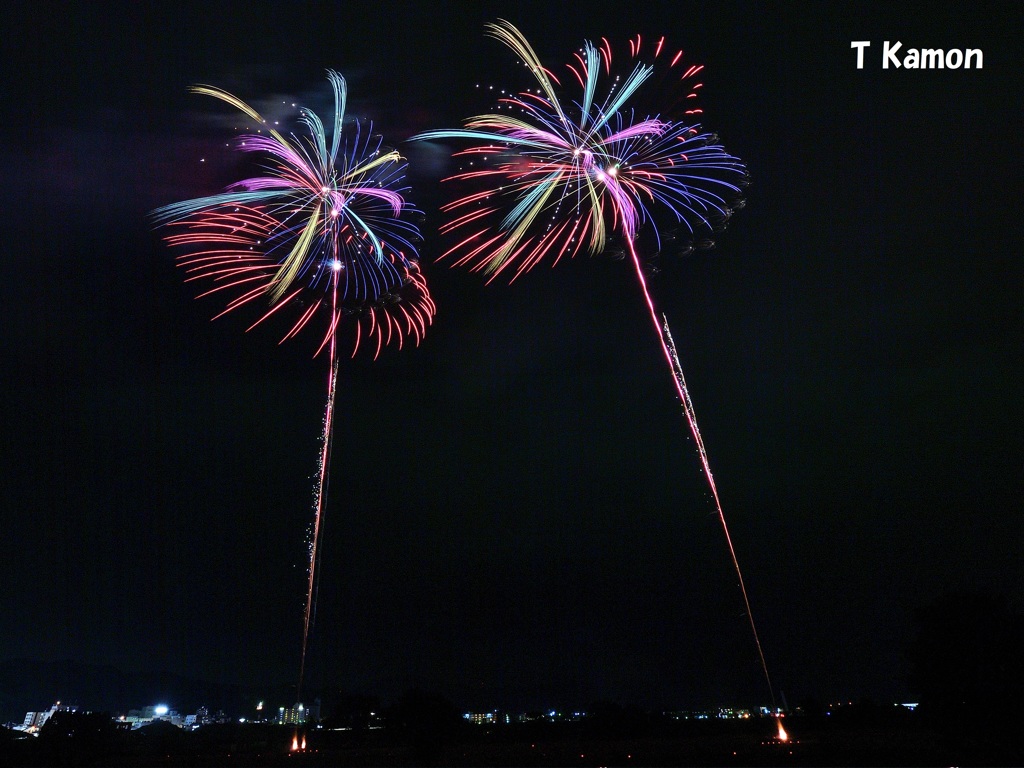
[278,703,306,725]
[464,711,496,725]
[18,702,76,733]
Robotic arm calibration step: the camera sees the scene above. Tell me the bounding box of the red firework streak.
[629,238,775,705]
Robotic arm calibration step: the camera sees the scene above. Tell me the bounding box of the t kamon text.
[851,41,983,69]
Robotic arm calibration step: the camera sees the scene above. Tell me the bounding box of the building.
[16,702,76,733]
[278,703,306,725]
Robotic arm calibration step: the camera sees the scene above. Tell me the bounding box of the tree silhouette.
[36,710,121,765]
[387,688,463,764]
[907,590,1024,752]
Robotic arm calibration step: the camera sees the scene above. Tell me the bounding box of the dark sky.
[3,1,1021,715]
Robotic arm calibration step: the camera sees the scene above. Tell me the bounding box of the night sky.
[3,1,1021,715]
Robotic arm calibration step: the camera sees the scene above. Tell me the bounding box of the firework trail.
[414,21,774,704]
[153,71,434,700]
[659,311,773,703]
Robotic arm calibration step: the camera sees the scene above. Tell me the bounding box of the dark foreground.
[4,711,1021,766]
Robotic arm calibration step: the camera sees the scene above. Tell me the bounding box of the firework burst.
[154,70,434,358]
[413,20,747,282]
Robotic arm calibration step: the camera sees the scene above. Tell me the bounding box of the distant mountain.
[0,659,296,723]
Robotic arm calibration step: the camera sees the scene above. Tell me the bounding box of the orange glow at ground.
[776,717,789,742]
[290,734,299,752]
